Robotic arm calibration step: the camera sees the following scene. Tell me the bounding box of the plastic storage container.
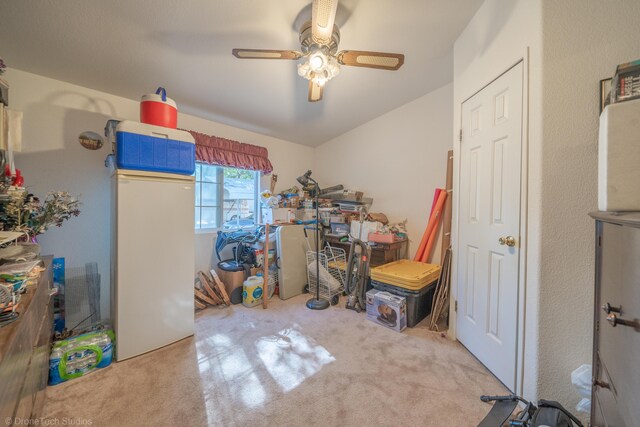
[242,275,263,307]
[115,120,195,175]
[140,87,178,128]
[598,98,640,211]
[370,279,437,327]
[330,222,350,235]
[370,260,440,291]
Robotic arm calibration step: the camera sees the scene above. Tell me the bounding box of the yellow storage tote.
[370,260,440,290]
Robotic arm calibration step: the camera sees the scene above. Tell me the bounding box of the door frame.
[449,50,530,396]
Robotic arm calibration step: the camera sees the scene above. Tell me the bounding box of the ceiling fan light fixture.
[232,1,403,102]
[312,72,328,87]
[309,52,325,71]
[298,45,340,87]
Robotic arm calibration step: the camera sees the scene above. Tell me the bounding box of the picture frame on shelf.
[600,78,612,114]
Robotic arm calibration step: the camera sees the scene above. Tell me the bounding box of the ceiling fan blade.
[308,81,324,102]
[337,50,405,71]
[232,49,302,60]
[312,0,339,44]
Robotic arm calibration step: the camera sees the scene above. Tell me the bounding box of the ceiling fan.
[232,0,405,102]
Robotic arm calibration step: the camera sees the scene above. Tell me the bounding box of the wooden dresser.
[325,235,409,267]
[590,213,640,427]
[0,257,53,424]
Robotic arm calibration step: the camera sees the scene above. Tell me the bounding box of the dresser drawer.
[597,223,640,427]
[592,392,606,427]
[593,354,623,427]
[0,259,53,424]
[32,299,53,418]
[0,264,51,421]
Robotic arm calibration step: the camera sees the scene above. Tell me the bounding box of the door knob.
[606,313,640,331]
[602,302,621,314]
[498,236,516,247]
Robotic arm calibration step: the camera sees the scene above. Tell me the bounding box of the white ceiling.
[0,0,483,146]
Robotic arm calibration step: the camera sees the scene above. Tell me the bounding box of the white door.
[456,62,523,390]
[114,171,195,360]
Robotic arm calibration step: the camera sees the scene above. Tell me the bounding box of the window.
[194,163,259,230]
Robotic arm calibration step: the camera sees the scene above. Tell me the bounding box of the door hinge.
[455,300,458,312]
[459,129,463,142]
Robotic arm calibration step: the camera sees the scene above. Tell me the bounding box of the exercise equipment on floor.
[345,206,372,312]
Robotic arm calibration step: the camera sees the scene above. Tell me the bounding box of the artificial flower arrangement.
[0,183,81,239]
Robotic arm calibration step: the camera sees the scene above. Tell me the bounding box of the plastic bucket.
[140,87,177,128]
[243,276,264,308]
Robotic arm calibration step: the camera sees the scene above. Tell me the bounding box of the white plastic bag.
[571,364,592,398]
[576,397,591,413]
[571,364,592,413]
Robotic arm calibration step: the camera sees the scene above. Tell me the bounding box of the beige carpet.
[43,295,507,426]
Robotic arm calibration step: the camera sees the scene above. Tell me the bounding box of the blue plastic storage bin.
[115,120,195,175]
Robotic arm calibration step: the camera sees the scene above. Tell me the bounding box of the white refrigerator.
[111,169,195,361]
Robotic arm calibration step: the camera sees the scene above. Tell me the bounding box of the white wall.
[453,0,543,401]
[7,68,314,318]
[314,84,453,262]
[454,0,640,415]
[537,0,640,408]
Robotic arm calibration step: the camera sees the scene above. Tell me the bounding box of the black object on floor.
[306,297,330,310]
[477,394,584,427]
[477,395,518,427]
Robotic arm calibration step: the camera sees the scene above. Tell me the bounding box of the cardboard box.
[217,267,259,305]
[350,221,380,242]
[295,208,316,221]
[365,289,382,322]
[366,291,407,332]
[282,195,300,208]
[329,214,345,223]
[368,232,399,244]
[262,208,295,224]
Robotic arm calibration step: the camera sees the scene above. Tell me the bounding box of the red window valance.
[184,129,273,174]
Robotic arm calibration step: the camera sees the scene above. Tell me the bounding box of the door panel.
[457,62,523,390]
[491,137,507,224]
[488,251,503,341]
[469,147,481,223]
